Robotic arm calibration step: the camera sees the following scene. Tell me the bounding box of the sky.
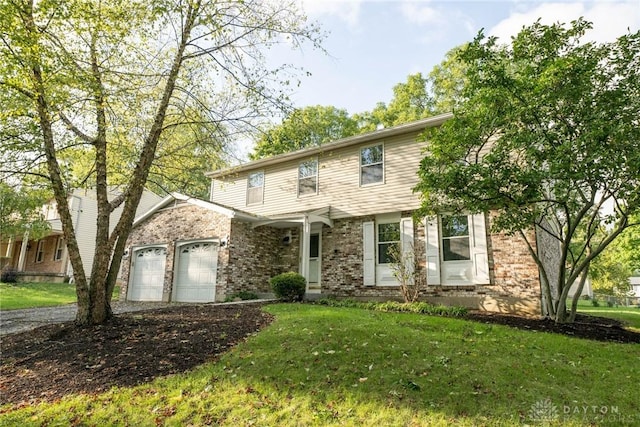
[269,0,640,115]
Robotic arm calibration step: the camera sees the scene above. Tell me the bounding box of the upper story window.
[441,215,471,261]
[298,159,318,196]
[246,172,264,205]
[43,202,58,220]
[360,144,384,185]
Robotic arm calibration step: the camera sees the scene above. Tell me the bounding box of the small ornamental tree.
[415,19,640,323]
[388,243,425,303]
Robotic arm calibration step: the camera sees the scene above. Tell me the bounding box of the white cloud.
[489,2,640,43]
[400,2,442,25]
[300,0,363,29]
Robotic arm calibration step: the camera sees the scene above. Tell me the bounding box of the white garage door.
[174,241,218,302]
[129,247,166,301]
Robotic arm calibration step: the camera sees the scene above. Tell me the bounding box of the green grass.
[577,299,640,330]
[0,282,120,310]
[2,304,638,426]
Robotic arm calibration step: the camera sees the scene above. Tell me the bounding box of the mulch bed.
[0,303,273,409]
[1,303,638,409]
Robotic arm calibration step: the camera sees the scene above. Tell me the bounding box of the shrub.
[224,291,259,302]
[1,267,18,283]
[591,299,600,307]
[270,272,306,302]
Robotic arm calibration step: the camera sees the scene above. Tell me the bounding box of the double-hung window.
[441,215,471,261]
[360,144,384,185]
[54,237,65,261]
[35,240,45,263]
[298,159,318,196]
[246,172,264,205]
[377,222,400,264]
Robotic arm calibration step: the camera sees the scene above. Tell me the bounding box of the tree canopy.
[250,105,358,160]
[415,19,640,323]
[355,73,432,132]
[0,0,322,324]
[0,181,51,246]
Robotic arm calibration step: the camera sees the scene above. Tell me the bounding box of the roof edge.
[206,113,453,179]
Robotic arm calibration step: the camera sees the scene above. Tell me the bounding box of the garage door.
[174,241,218,302]
[129,247,166,301]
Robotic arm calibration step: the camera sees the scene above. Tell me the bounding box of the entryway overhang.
[251,207,332,288]
[250,207,333,229]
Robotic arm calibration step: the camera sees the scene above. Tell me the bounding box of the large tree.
[356,73,432,131]
[250,105,358,160]
[0,0,322,324]
[415,19,640,323]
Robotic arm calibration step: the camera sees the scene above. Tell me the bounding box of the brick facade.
[123,201,541,315]
[121,203,232,302]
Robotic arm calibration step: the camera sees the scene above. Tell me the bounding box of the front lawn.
[0,282,120,310]
[1,303,638,426]
[577,300,640,330]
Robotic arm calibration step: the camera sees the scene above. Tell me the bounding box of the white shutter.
[400,218,414,281]
[363,221,375,286]
[471,213,490,283]
[424,216,441,285]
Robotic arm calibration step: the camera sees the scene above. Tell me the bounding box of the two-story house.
[1,188,162,283]
[120,114,545,314]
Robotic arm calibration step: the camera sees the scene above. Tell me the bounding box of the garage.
[173,241,219,302]
[128,246,167,301]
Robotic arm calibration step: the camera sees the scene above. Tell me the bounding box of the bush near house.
[270,272,306,302]
[1,267,18,283]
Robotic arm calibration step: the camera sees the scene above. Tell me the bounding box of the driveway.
[0,301,178,336]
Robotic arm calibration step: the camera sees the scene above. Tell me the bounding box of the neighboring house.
[568,277,593,299]
[1,188,162,283]
[120,113,549,315]
[630,273,640,298]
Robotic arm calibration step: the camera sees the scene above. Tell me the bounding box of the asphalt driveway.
[0,301,178,336]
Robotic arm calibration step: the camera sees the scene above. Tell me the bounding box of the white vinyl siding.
[210,132,426,219]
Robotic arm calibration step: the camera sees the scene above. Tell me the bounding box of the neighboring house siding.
[211,131,426,218]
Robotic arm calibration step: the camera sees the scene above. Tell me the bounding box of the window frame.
[297,158,318,197]
[376,220,400,266]
[35,240,45,263]
[359,143,384,186]
[246,171,265,206]
[440,214,471,262]
[53,236,65,261]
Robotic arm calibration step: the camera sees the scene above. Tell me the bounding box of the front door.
[306,226,321,293]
